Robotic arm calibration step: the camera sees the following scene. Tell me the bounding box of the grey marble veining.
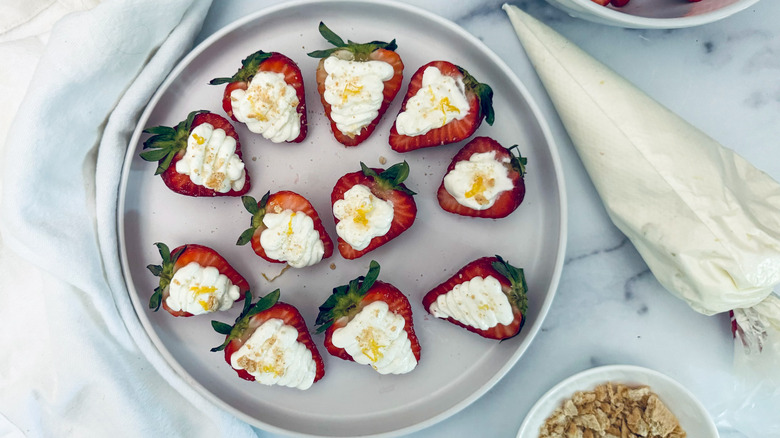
[197,1,780,436]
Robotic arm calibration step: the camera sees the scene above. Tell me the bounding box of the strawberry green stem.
[236,192,270,246]
[360,161,416,196]
[146,242,186,311]
[210,289,281,352]
[209,50,273,85]
[492,255,528,316]
[307,22,397,61]
[315,260,381,333]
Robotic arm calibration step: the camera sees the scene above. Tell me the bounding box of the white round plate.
[118,0,566,436]
[517,365,719,438]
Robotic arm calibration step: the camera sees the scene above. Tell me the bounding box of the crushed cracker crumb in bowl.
[543,0,760,29]
[517,365,719,438]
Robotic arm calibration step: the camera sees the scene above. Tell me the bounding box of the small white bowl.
[544,0,760,28]
[517,365,719,438]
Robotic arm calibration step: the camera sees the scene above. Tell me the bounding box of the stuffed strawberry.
[389,60,494,152]
[147,242,249,317]
[422,256,528,340]
[437,136,527,219]
[331,161,417,259]
[209,50,307,143]
[141,110,250,197]
[237,191,333,268]
[211,289,325,390]
[315,261,421,374]
[307,22,404,147]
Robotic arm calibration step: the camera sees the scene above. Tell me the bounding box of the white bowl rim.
[563,0,760,28]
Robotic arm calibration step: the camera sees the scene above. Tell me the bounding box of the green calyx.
[492,255,528,316]
[146,242,187,311]
[360,161,416,196]
[209,50,273,85]
[307,22,397,61]
[236,192,270,246]
[507,145,528,176]
[315,260,381,333]
[210,289,280,352]
[459,66,495,126]
[140,110,205,175]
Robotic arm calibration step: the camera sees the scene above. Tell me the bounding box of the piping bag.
[503,4,778,435]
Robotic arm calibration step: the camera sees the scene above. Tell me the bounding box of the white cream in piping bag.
[503,5,780,322]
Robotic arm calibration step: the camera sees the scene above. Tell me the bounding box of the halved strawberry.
[146,242,249,317]
[209,50,307,143]
[237,191,333,268]
[437,136,527,219]
[422,256,528,340]
[141,110,250,197]
[389,61,494,152]
[315,261,421,374]
[307,22,404,147]
[330,161,417,259]
[211,289,325,389]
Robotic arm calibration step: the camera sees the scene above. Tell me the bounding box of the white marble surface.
[3,0,773,436]
[191,0,780,437]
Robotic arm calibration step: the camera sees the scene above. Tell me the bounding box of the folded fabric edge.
[92,0,255,435]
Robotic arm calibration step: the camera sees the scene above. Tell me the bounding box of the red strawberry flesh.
[437,136,526,219]
[147,243,249,318]
[422,256,527,340]
[212,51,307,143]
[316,261,421,372]
[213,290,326,387]
[141,111,250,197]
[237,191,334,266]
[309,22,404,147]
[389,61,494,152]
[330,163,416,259]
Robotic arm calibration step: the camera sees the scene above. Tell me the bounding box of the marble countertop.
[3,0,773,437]
[192,0,779,437]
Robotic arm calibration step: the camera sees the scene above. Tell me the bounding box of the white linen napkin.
[0,0,256,436]
[504,4,780,437]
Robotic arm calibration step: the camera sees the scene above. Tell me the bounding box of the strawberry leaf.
[148,243,186,312]
[240,290,253,315]
[358,260,380,294]
[143,126,175,136]
[157,242,171,264]
[211,321,233,335]
[237,192,269,245]
[209,49,273,85]
[460,66,495,126]
[315,260,382,333]
[139,148,170,162]
[318,22,345,48]
[492,255,528,316]
[246,289,280,318]
[141,110,207,174]
[241,195,260,215]
[508,145,527,176]
[307,22,397,61]
[361,161,416,196]
[149,286,163,311]
[210,290,281,353]
[236,227,255,246]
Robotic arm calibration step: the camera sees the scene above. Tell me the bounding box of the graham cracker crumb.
[539,382,686,438]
